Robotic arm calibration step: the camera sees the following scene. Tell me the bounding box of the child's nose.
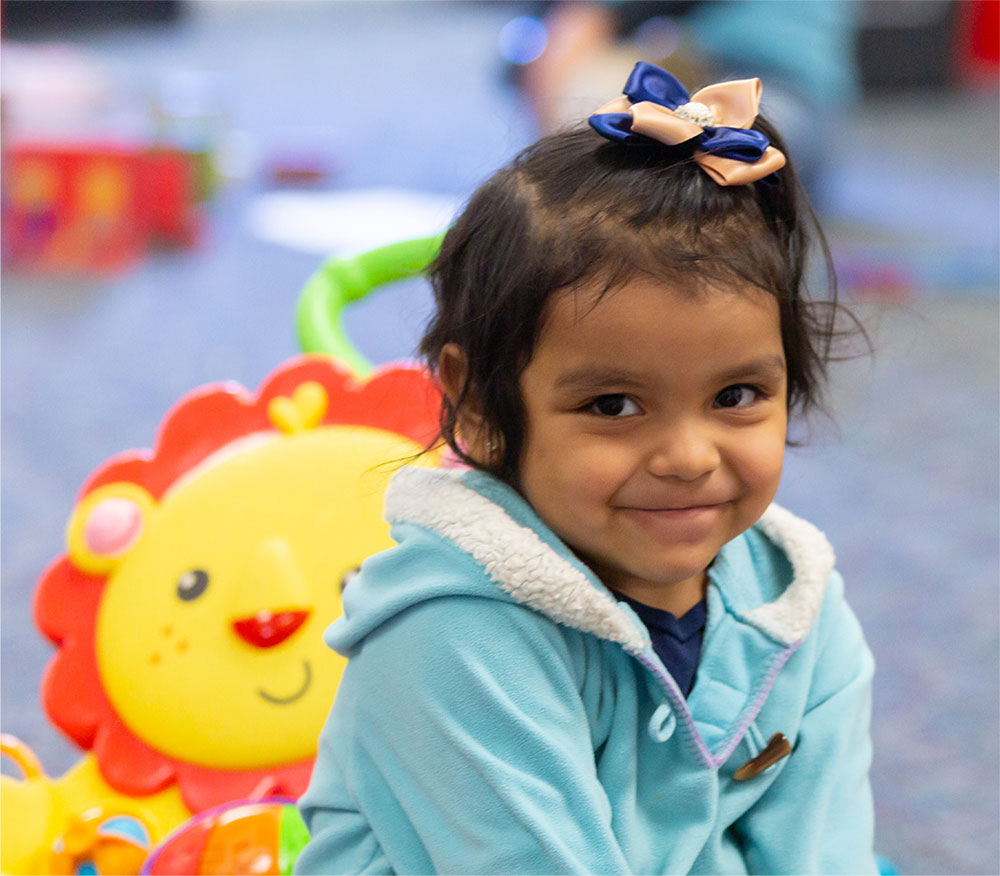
[647,422,721,480]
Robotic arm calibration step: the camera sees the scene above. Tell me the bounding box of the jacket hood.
[325,466,834,658]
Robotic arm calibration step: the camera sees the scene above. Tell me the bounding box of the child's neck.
[598,567,708,617]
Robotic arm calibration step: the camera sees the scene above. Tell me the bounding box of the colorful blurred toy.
[47,808,153,876]
[2,144,201,273]
[2,733,161,876]
[141,798,307,876]
[1,236,447,874]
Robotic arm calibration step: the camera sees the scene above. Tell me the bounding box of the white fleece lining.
[386,467,833,649]
[748,504,834,643]
[385,468,650,653]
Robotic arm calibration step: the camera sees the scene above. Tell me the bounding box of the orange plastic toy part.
[1,733,45,780]
[48,806,152,875]
[34,354,443,814]
[142,799,307,875]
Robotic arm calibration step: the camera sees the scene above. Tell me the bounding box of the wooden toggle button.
[733,732,792,781]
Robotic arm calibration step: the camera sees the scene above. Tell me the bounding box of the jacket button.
[733,732,792,781]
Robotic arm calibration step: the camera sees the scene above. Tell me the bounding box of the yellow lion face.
[74,425,426,770]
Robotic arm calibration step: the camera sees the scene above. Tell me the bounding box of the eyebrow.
[714,355,787,384]
[554,367,648,391]
[553,355,787,392]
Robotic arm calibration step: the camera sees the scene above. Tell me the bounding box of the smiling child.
[295,63,876,875]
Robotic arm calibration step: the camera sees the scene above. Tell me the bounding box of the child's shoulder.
[335,548,605,724]
[328,485,614,666]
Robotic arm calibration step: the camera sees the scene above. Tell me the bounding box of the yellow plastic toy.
[2,355,442,874]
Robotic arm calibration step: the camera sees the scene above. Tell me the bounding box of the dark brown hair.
[420,117,855,487]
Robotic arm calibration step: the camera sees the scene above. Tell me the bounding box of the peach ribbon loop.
[589,61,786,186]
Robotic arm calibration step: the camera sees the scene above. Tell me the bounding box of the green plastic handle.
[296,234,445,376]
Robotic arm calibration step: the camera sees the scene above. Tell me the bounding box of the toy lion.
[1,355,441,875]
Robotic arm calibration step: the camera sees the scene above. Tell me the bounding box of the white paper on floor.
[245,188,463,257]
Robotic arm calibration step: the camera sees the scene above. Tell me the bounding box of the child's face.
[518,276,787,614]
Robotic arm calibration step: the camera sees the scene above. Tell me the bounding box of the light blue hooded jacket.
[296,466,876,875]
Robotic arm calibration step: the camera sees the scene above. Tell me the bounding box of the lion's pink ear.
[83,497,145,555]
[66,484,157,575]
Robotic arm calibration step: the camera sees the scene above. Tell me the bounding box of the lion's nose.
[232,609,310,648]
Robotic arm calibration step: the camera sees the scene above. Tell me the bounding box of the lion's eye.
[340,567,360,593]
[177,569,209,601]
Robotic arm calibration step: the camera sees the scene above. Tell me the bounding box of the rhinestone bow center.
[673,101,714,127]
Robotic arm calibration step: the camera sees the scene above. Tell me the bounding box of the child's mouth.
[629,504,724,517]
[619,503,730,535]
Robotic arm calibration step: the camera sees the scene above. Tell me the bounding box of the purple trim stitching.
[710,644,798,768]
[634,641,800,770]
[635,651,716,768]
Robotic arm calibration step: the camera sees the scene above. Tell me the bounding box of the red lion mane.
[34,355,441,813]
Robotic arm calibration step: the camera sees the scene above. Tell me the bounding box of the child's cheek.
[724,427,786,531]
[732,427,786,492]
[566,443,638,502]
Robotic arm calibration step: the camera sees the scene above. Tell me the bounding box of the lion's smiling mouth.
[258,660,312,705]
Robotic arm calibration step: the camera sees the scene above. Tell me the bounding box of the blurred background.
[2,1,997,873]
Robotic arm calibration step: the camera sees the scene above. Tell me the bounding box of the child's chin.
[632,543,725,583]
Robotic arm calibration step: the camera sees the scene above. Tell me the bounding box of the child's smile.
[518,276,788,616]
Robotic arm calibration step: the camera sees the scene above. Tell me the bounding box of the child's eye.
[588,394,642,417]
[714,385,760,409]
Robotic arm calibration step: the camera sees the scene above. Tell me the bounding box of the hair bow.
[589,62,786,186]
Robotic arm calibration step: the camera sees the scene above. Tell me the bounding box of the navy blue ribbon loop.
[623,61,689,108]
[588,112,634,142]
[696,127,770,161]
[588,62,775,174]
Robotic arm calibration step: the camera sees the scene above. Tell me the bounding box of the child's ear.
[438,344,492,464]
